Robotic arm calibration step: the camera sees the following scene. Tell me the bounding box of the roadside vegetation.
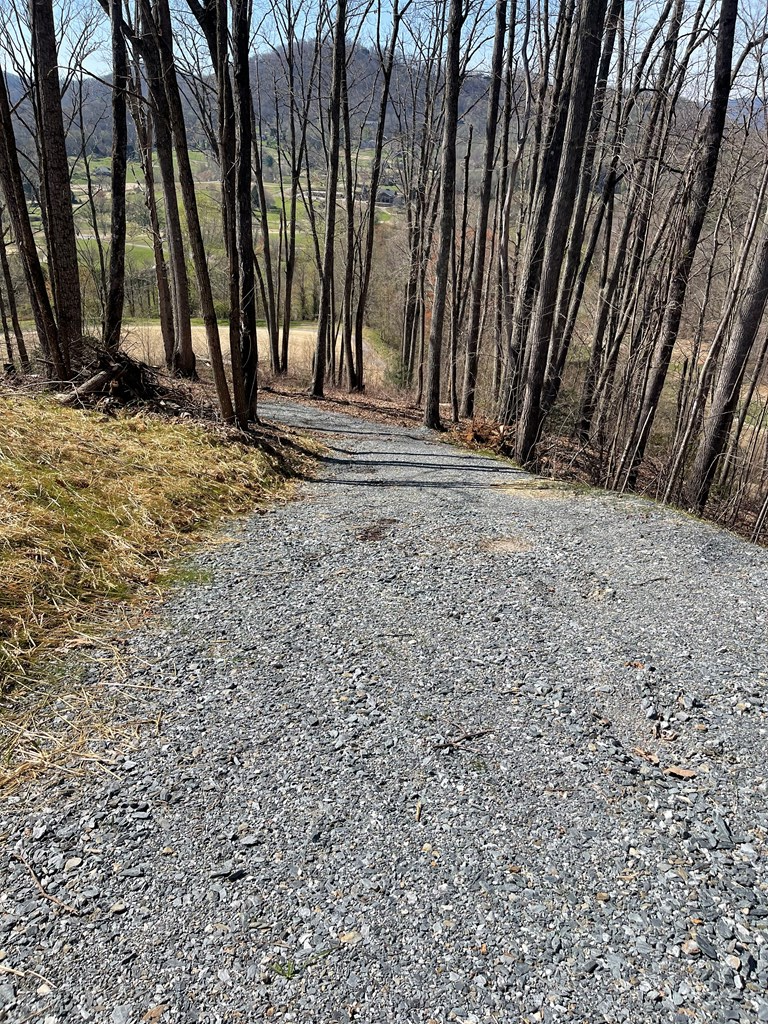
[1,0,767,544]
[0,389,312,694]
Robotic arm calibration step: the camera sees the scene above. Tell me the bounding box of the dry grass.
[0,388,316,790]
[495,480,580,499]
[124,323,392,388]
[0,389,313,691]
[1,659,133,793]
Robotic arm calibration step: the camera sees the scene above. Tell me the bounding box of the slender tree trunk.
[576,0,683,439]
[234,0,259,417]
[311,0,346,397]
[0,69,65,378]
[135,30,195,377]
[352,0,407,393]
[496,0,577,424]
[216,0,247,427]
[136,106,175,368]
[540,0,622,415]
[30,0,82,371]
[251,108,280,374]
[460,0,507,418]
[340,53,357,391]
[450,127,473,421]
[687,221,768,509]
[77,84,107,326]
[104,0,128,352]
[0,275,13,365]
[145,0,234,420]
[424,0,462,429]
[619,0,737,483]
[515,0,610,464]
[0,211,30,370]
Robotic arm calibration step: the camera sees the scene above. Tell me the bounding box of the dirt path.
[1,401,767,1024]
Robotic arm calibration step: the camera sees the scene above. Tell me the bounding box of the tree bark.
[687,219,768,509]
[515,0,610,464]
[424,0,462,429]
[234,0,259,417]
[104,0,128,353]
[30,0,83,371]
[619,0,738,483]
[460,0,507,418]
[311,0,346,398]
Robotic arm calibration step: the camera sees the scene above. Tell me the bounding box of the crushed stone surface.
[2,400,768,1024]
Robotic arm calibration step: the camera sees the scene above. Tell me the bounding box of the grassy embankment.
[0,390,314,785]
[0,392,312,687]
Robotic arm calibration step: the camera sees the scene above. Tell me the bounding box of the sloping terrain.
[1,400,767,1024]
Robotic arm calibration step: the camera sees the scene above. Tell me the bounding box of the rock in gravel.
[2,399,768,1024]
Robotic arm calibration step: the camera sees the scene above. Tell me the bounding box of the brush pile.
[57,349,162,410]
[452,417,515,456]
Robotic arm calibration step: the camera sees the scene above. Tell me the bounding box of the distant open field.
[122,322,390,386]
[13,321,391,387]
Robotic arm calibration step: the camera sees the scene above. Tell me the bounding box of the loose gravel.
[2,400,768,1024]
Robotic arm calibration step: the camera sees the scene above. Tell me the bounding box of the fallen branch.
[11,851,80,916]
[432,728,493,752]
[56,349,160,409]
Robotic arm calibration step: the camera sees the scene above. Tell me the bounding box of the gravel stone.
[2,400,768,1024]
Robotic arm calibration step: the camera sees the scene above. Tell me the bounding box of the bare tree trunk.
[77,81,107,327]
[30,0,83,371]
[424,0,462,429]
[496,0,577,424]
[540,0,622,415]
[275,16,320,371]
[0,209,30,370]
[144,0,234,420]
[250,108,280,374]
[515,0,610,463]
[576,0,683,439]
[134,24,195,378]
[215,0,248,427]
[231,0,258,416]
[0,273,13,365]
[131,96,175,369]
[687,220,768,509]
[352,0,408,393]
[450,127,473,422]
[104,0,128,352]
[311,0,346,398]
[619,0,737,483]
[0,68,65,378]
[460,0,507,418]
[340,53,357,391]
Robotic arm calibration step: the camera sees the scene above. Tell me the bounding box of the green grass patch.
[156,564,215,587]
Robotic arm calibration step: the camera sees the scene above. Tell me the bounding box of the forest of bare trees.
[3,0,768,536]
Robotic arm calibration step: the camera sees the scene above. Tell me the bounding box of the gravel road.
[2,400,768,1024]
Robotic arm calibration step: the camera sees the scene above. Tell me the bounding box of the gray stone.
[2,400,768,1024]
